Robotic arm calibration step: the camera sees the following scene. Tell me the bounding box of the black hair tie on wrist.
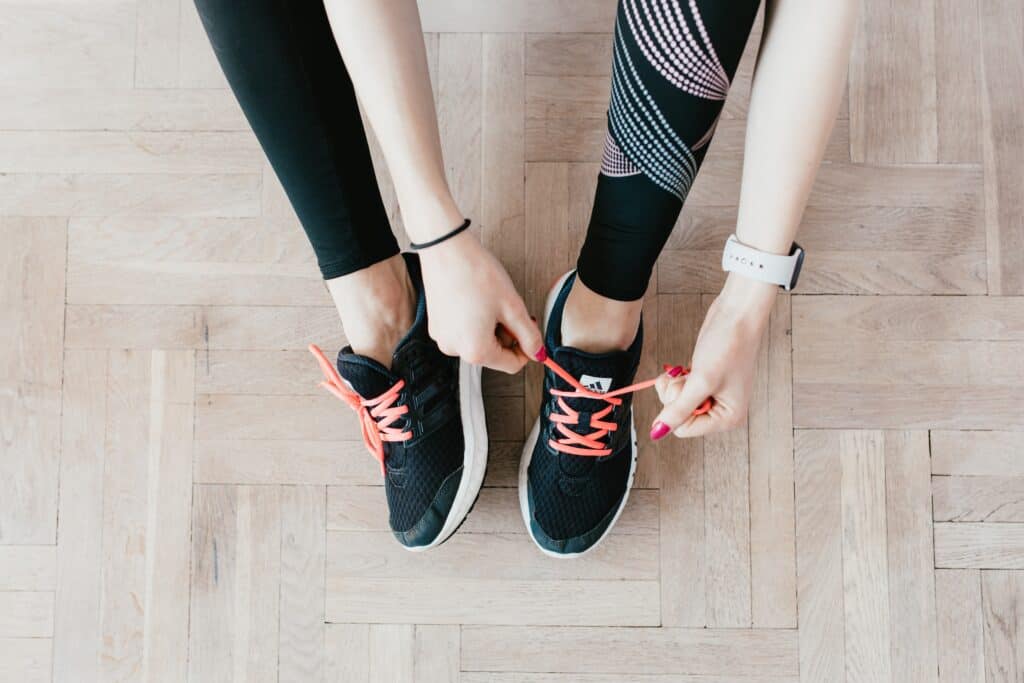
[408,218,471,251]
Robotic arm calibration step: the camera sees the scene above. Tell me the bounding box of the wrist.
[400,194,465,245]
[416,227,479,263]
[716,272,777,326]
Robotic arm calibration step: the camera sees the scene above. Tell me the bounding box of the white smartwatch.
[721,234,804,291]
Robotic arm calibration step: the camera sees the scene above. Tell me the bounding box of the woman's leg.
[564,0,762,352]
[193,0,412,365]
[321,0,544,373]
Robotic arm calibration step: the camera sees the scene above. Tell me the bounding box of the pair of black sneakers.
[313,254,641,557]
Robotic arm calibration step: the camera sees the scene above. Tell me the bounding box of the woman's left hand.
[650,274,777,440]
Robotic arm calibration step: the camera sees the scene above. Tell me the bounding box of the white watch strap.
[721,234,803,291]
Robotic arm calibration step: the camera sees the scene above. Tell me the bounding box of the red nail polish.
[650,421,670,440]
[534,346,548,362]
[667,365,684,377]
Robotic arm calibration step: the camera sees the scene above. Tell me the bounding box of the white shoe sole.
[518,271,638,559]
[405,360,488,552]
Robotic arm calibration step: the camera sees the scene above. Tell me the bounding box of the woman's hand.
[650,274,777,439]
[418,230,543,374]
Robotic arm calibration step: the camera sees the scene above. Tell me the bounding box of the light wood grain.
[840,430,893,683]
[53,350,107,683]
[279,486,326,683]
[0,547,56,591]
[657,296,706,627]
[849,0,937,162]
[326,578,660,626]
[935,523,1024,569]
[460,626,798,677]
[0,638,52,683]
[979,0,1024,294]
[884,431,938,683]
[0,217,65,544]
[794,430,847,682]
[0,592,53,638]
[935,569,985,683]
[933,476,1024,522]
[932,430,1024,476]
[748,296,796,628]
[980,570,1024,682]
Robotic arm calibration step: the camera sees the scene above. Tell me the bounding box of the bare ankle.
[326,255,416,367]
[561,277,642,354]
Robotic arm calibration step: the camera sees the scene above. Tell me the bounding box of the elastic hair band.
[408,219,471,251]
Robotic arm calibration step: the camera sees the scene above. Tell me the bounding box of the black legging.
[194,0,758,300]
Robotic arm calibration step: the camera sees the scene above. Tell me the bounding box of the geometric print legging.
[578,0,761,300]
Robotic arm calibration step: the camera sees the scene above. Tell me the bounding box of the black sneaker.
[519,271,642,557]
[310,253,487,551]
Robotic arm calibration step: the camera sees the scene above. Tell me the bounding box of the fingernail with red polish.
[650,421,670,441]
[534,346,548,362]
[667,365,684,377]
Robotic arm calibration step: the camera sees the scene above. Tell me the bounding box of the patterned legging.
[578,0,760,299]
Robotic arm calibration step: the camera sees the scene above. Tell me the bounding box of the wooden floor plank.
[935,523,1024,569]
[326,624,369,682]
[53,350,107,683]
[278,486,326,683]
[884,431,938,683]
[932,431,1024,476]
[979,0,1024,294]
[933,476,1024,522]
[703,422,751,628]
[188,485,282,682]
[0,592,54,638]
[0,638,52,683]
[935,0,982,162]
[0,547,55,591]
[0,217,65,545]
[794,430,847,682]
[413,625,460,683]
[141,350,195,681]
[326,579,660,626]
[840,430,893,683]
[460,626,798,677]
[980,570,1024,681]
[849,0,937,162]
[748,296,797,628]
[657,296,706,628]
[935,569,986,683]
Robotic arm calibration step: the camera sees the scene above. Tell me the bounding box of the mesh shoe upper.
[336,254,464,543]
[526,272,642,550]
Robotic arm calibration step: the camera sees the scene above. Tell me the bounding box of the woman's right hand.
[418,230,544,374]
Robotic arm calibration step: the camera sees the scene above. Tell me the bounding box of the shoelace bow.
[541,355,712,457]
[309,344,411,475]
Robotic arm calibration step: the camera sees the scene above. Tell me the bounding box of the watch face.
[787,244,805,291]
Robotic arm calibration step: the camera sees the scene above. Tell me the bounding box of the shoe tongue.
[336,350,397,399]
[551,345,632,407]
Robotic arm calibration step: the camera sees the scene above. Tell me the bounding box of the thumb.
[502,304,545,362]
[650,373,712,440]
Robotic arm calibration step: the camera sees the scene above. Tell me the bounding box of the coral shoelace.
[309,344,411,475]
[541,355,712,457]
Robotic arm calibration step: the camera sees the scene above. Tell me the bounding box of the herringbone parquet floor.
[2,0,1023,681]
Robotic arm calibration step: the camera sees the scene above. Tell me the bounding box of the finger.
[482,341,528,374]
[654,366,686,404]
[502,304,546,362]
[672,402,736,439]
[649,373,713,440]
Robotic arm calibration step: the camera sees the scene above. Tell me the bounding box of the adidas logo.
[580,374,612,394]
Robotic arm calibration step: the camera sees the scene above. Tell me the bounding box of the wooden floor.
[3,0,1024,681]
